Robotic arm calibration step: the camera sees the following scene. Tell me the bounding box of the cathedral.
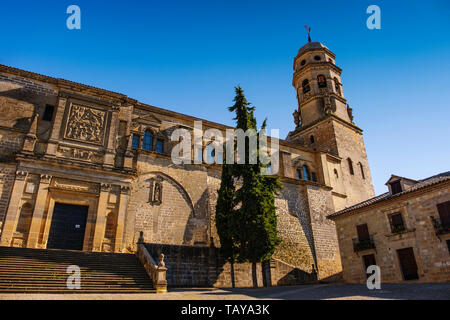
[0,40,375,284]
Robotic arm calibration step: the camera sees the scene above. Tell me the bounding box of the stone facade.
[0,41,375,285]
[144,243,317,288]
[328,174,450,283]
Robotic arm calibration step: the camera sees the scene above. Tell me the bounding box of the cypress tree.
[215,86,282,288]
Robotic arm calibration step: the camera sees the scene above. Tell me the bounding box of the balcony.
[431,217,450,235]
[390,224,407,234]
[353,236,376,252]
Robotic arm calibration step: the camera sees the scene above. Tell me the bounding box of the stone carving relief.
[347,104,354,122]
[292,109,302,128]
[51,178,99,194]
[57,145,103,164]
[64,104,106,145]
[148,177,163,206]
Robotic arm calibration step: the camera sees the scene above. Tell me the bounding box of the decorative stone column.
[114,185,130,253]
[92,183,111,252]
[103,105,120,168]
[0,171,28,246]
[26,174,52,248]
[46,96,67,157]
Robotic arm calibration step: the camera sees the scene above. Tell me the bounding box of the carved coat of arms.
[65,104,106,145]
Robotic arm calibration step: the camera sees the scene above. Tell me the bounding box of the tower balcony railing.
[431,217,450,235]
[352,236,376,252]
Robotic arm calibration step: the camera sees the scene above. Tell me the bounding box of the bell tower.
[288,40,375,207]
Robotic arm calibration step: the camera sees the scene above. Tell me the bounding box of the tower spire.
[304,25,311,43]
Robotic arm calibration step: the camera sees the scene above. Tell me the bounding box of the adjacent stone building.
[0,40,375,284]
[328,172,450,283]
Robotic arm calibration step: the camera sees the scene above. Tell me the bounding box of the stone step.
[0,247,155,294]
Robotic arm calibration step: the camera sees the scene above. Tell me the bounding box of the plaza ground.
[0,283,448,300]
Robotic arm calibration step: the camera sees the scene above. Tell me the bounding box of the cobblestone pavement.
[0,283,449,300]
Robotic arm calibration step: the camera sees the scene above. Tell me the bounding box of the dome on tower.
[296,42,329,57]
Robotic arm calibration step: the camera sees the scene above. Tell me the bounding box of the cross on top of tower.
[304,25,312,43]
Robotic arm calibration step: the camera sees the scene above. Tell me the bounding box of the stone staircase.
[0,246,155,294]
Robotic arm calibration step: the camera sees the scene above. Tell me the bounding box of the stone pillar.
[27,174,52,248]
[103,106,120,168]
[0,171,28,246]
[22,114,38,154]
[92,183,111,252]
[114,186,130,253]
[46,96,67,157]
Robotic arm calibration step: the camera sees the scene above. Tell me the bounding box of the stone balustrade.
[136,232,167,293]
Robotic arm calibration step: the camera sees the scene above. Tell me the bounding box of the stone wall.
[306,184,343,280]
[144,243,317,288]
[273,182,315,272]
[333,182,450,283]
[332,120,375,207]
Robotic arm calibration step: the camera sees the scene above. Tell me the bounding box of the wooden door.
[47,203,88,251]
[397,247,419,281]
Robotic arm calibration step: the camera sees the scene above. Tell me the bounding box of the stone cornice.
[293,62,342,81]
[299,92,347,108]
[290,114,363,136]
[294,47,336,63]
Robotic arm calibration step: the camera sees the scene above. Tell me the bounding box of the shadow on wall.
[284,186,318,269]
[144,242,225,288]
[0,88,36,131]
[183,189,209,246]
[276,266,317,286]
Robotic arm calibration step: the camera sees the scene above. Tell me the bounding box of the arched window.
[302,165,310,181]
[310,135,315,144]
[206,144,215,164]
[358,162,365,179]
[16,203,33,234]
[302,79,311,94]
[300,59,306,66]
[334,77,341,96]
[104,212,117,239]
[347,158,354,175]
[296,169,302,179]
[317,75,327,88]
[142,130,154,151]
[334,169,339,179]
[132,134,140,149]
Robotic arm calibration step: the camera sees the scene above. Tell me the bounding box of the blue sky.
[1,0,449,195]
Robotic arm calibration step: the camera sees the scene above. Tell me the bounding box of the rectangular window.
[389,212,406,233]
[156,139,164,153]
[311,172,317,182]
[132,135,140,149]
[437,201,450,228]
[390,180,403,195]
[42,105,55,121]
[446,240,450,254]
[357,224,370,241]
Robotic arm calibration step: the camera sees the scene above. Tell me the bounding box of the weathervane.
[304,25,311,43]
